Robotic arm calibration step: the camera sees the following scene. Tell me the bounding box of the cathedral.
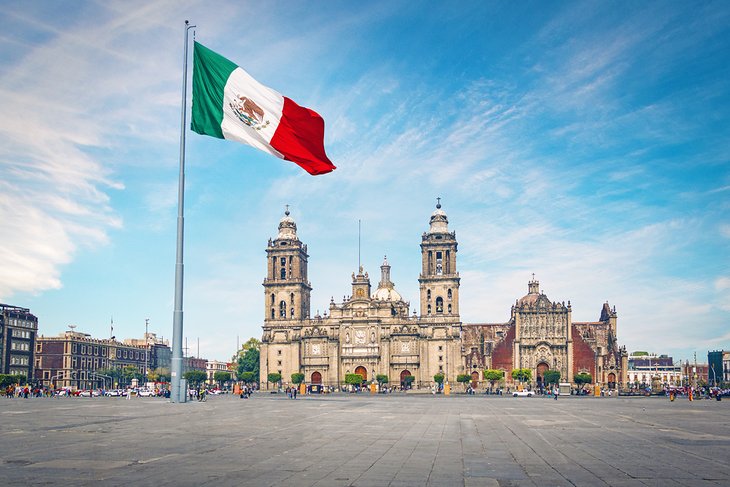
[260,203,628,390]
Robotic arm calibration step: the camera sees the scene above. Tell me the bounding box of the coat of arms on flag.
[229,95,270,131]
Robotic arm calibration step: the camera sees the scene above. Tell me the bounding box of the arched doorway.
[400,369,411,389]
[536,362,549,389]
[355,366,368,382]
[311,371,322,384]
[607,372,616,390]
[471,371,480,389]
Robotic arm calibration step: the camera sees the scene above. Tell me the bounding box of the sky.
[1,1,728,364]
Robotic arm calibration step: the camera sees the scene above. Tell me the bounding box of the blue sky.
[1,1,728,364]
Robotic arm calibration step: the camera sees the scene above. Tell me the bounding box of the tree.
[457,374,471,390]
[345,373,364,387]
[214,371,232,388]
[574,373,592,386]
[267,372,282,386]
[0,374,26,388]
[402,375,415,389]
[433,373,445,385]
[511,368,532,383]
[183,370,207,388]
[291,373,305,384]
[148,367,170,383]
[543,370,561,387]
[235,338,261,380]
[483,369,505,390]
[122,365,143,386]
[240,371,256,383]
[376,374,389,386]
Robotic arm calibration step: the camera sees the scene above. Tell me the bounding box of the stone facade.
[260,203,628,390]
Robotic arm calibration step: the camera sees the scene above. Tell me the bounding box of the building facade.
[260,204,627,390]
[0,304,38,380]
[35,331,165,389]
[626,353,682,387]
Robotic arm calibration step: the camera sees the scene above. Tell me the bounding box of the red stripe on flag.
[270,97,336,175]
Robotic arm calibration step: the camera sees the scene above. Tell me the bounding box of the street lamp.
[144,318,149,386]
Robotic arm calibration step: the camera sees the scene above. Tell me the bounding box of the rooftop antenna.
[68,324,77,332]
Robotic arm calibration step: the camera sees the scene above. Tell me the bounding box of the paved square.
[1,393,728,486]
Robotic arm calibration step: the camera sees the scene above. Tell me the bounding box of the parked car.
[137,389,154,397]
[105,389,122,397]
[513,390,534,397]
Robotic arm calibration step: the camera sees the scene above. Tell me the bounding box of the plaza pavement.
[0,392,728,486]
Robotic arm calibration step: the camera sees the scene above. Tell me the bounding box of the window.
[271,293,275,305]
[279,301,287,318]
[277,350,282,355]
[439,356,443,362]
[448,304,452,313]
[290,308,295,318]
[289,256,293,278]
[290,293,295,304]
[427,290,431,301]
[447,289,452,300]
[436,297,443,313]
[271,308,275,319]
[436,251,443,275]
[439,365,443,371]
[427,304,432,315]
[277,360,282,366]
[280,257,287,279]
[438,345,443,351]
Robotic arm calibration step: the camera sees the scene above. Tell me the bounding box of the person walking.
[554,387,559,400]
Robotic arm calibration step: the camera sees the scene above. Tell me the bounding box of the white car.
[513,390,534,397]
[137,389,155,397]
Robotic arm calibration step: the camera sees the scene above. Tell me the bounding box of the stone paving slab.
[1,394,728,486]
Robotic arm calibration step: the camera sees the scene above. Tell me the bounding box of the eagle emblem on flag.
[229,94,270,130]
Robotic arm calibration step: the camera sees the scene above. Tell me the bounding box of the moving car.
[512,390,534,397]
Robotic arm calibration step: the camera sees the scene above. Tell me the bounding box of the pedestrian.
[293,387,297,399]
[554,387,559,400]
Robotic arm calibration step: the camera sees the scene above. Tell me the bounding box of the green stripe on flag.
[191,42,238,139]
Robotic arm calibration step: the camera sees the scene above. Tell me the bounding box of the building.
[0,303,38,380]
[123,333,171,375]
[260,204,627,390]
[626,353,681,387]
[35,331,156,389]
[206,360,235,385]
[724,351,730,384]
[679,360,709,387]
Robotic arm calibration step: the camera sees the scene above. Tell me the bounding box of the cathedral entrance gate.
[536,362,549,389]
[471,371,479,389]
[311,371,322,384]
[355,366,368,383]
[400,369,411,388]
[607,372,616,390]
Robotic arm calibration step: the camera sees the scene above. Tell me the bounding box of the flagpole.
[171,19,195,403]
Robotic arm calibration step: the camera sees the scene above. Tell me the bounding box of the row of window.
[12,328,32,339]
[10,356,29,366]
[5,318,36,329]
[427,300,453,315]
[10,341,30,351]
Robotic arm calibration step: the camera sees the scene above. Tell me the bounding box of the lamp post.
[144,318,149,387]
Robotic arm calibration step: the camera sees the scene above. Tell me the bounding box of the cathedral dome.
[277,206,298,240]
[428,198,449,234]
[373,256,403,301]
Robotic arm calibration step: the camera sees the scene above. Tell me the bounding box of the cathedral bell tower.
[419,199,460,319]
[263,207,311,322]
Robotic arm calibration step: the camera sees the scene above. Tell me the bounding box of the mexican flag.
[191,42,336,175]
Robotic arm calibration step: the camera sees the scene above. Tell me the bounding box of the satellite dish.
[68,324,77,331]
